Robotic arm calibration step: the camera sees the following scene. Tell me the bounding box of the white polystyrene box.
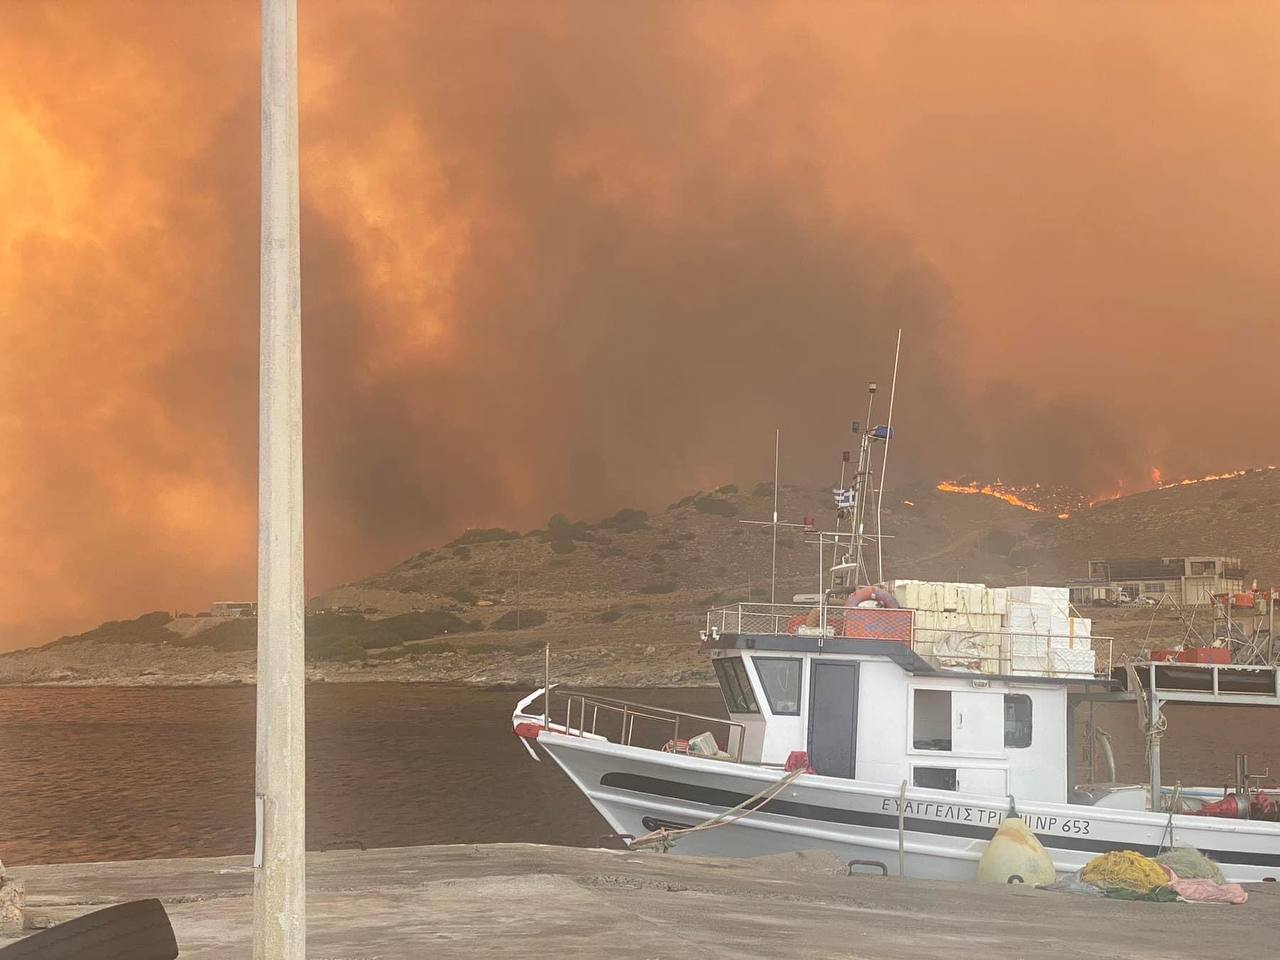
[1006,602,1052,636]
[1050,617,1093,649]
[1011,635,1050,658]
[1050,647,1097,677]
[1011,654,1052,675]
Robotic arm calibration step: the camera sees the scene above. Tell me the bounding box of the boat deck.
[1081,660,1280,707]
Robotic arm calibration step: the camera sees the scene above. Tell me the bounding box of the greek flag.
[834,488,855,509]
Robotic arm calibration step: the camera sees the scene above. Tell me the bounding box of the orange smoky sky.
[2,2,1277,647]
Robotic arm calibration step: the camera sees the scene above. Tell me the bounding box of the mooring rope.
[1145,711,1169,764]
[1122,656,1169,764]
[629,767,808,852]
[1157,782,1183,854]
[1122,657,1147,730]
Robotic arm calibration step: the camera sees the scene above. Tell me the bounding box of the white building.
[1085,556,1245,605]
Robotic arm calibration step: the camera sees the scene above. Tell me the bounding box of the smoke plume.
[2,2,1277,645]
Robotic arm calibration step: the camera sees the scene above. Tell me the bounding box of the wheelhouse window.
[754,657,801,715]
[713,657,759,714]
[1004,694,1032,748]
[912,689,952,751]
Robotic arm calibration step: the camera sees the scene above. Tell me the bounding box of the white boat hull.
[534,730,1280,884]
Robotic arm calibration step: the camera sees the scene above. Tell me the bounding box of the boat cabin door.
[952,691,1003,755]
[951,690,1007,796]
[807,661,859,778]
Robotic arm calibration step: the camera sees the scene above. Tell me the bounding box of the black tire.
[0,898,178,960]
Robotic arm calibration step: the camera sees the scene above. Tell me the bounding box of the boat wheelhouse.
[701,617,1080,803]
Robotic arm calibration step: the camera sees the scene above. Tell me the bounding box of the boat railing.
[546,689,747,763]
[911,625,1114,680]
[706,602,830,637]
[1114,659,1280,704]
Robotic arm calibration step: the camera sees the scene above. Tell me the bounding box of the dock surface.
[6,843,1278,958]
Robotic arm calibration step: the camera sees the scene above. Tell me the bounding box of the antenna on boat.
[771,428,780,604]
[876,328,902,583]
[853,383,876,586]
[740,428,811,602]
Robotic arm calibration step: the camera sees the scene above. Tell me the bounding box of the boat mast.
[828,352,899,594]
[876,329,902,583]
[829,381,877,591]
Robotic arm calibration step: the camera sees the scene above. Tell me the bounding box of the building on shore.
[210,601,258,618]
[1070,556,1245,606]
[1065,577,1114,605]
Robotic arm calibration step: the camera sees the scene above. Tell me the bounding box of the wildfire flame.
[1154,468,1268,489]
[935,481,1046,513]
[1087,485,1124,508]
[934,478,1105,516]
[937,465,1279,518]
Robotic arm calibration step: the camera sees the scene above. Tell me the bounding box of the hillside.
[1019,467,1280,585]
[312,479,1042,627]
[2,469,1274,687]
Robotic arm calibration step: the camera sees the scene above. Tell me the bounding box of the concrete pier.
[3,844,1276,959]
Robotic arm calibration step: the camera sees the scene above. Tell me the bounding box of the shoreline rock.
[0,859,24,935]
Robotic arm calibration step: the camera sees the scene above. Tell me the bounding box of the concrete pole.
[255,0,305,957]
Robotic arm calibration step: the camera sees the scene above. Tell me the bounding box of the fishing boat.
[511,383,1280,883]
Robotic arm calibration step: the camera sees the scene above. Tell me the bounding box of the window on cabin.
[754,657,801,715]
[912,766,957,791]
[912,689,952,751]
[713,657,759,714]
[1004,694,1032,748]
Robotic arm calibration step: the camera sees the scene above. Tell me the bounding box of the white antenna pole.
[255,0,305,957]
[876,328,902,584]
[853,388,876,586]
[771,428,780,604]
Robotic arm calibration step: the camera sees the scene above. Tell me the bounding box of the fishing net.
[1038,869,1105,897]
[1099,885,1180,902]
[1157,847,1225,884]
[1080,851,1169,895]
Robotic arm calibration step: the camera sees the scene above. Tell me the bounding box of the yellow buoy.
[977,802,1056,886]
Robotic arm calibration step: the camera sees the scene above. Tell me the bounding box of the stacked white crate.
[1004,586,1095,677]
[883,579,1096,677]
[886,580,1007,616]
[883,580,1004,671]
[1006,585,1071,615]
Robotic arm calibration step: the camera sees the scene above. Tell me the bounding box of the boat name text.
[880,799,1091,835]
